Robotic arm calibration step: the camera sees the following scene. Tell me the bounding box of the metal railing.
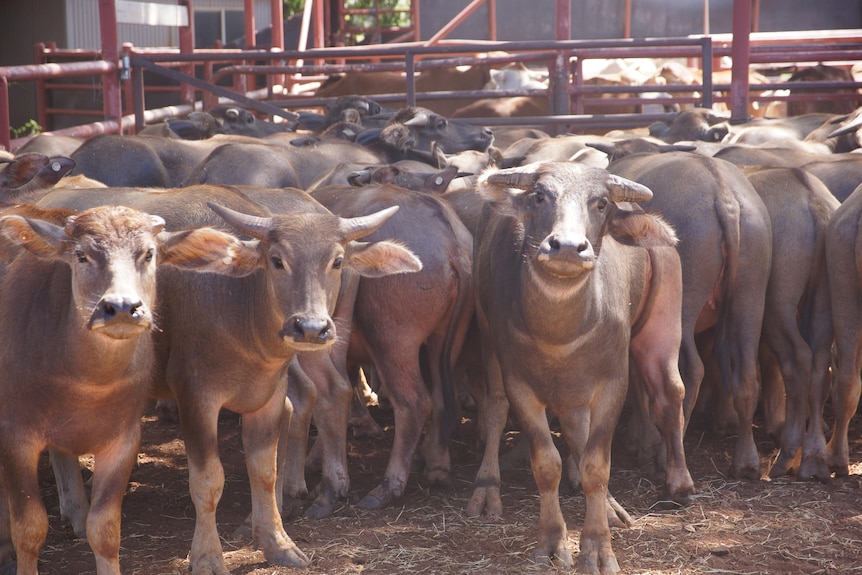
[3,34,862,152]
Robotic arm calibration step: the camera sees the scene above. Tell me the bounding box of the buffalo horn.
[339,205,400,242]
[402,113,429,127]
[606,174,653,203]
[828,114,862,138]
[207,202,273,240]
[484,171,538,190]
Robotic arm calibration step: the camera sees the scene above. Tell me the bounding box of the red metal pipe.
[245,0,256,48]
[98,0,123,132]
[179,0,195,105]
[556,0,571,41]
[271,0,284,50]
[425,0,487,46]
[730,0,752,122]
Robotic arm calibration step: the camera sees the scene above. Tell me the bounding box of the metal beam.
[730,0,752,122]
[98,0,123,131]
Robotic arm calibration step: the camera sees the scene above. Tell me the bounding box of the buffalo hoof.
[658,482,694,510]
[357,479,398,510]
[533,543,573,569]
[465,483,503,517]
[189,557,230,575]
[423,467,452,488]
[231,519,253,542]
[282,496,305,521]
[768,448,801,480]
[576,536,619,575]
[305,491,339,519]
[606,492,634,529]
[265,542,310,569]
[348,413,384,439]
[797,457,831,484]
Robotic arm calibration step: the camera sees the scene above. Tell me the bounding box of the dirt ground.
[28,397,862,575]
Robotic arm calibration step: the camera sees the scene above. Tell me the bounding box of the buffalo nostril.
[292,317,306,339]
[548,237,561,251]
[577,241,590,253]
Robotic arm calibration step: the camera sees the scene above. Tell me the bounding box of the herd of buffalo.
[1,90,862,575]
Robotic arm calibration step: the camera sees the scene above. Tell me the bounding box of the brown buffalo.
[286,183,474,517]
[605,149,773,480]
[743,166,839,481]
[0,203,251,575]
[466,162,692,572]
[824,183,862,477]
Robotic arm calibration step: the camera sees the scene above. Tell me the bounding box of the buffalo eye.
[531,190,546,205]
[333,256,344,270]
[596,197,609,212]
[74,250,87,263]
[271,255,285,269]
[246,114,254,124]
[436,118,448,130]
[144,248,155,263]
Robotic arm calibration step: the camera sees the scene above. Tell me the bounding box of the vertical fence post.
[98,0,122,132]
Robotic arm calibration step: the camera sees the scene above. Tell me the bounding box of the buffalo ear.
[0,214,68,258]
[607,210,678,248]
[347,239,422,278]
[158,228,262,277]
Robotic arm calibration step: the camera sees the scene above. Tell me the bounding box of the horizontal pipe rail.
[5,35,862,151]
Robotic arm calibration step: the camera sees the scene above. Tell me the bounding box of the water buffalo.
[0,153,76,202]
[605,149,772,480]
[825,183,862,477]
[290,183,474,516]
[466,161,692,572]
[742,166,838,481]
[33,184,422,575]
[69,134,229,188]
[0,203,252,575]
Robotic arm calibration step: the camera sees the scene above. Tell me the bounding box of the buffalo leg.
[466,346,508,517]
[826,323,862,477]
[0,472,12,570]
[87,429,141,575]
[1,442,47,575]
[281,358,316,519]
[797,281,834,482]
[299,350,353,519]
[762,323,812,478]
[357,346,432,509]
[240,375,310,568]
[50,450,90,538]
[506,379,572,569]
[178,398,231,575]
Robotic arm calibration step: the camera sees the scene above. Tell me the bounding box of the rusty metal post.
[488,0,496,41]
[272,0,284,49]
[245,0,256,48]
[556,0,570,41]
[98,0,122,132]
[0,77,10,151]
[730,0,751,122]
[624,0,631,38]
[34,43,49,130]
[179,0,195,106]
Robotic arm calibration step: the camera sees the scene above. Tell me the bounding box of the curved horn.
[402,112,430,127]
[338,205,400,242]
[207,202,273,240]
[483,170,539,190]
[606,174,653,203]
[586,141,616,156]
[828,114,862,138]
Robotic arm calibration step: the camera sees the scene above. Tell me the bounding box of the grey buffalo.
[467,162,692,573]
